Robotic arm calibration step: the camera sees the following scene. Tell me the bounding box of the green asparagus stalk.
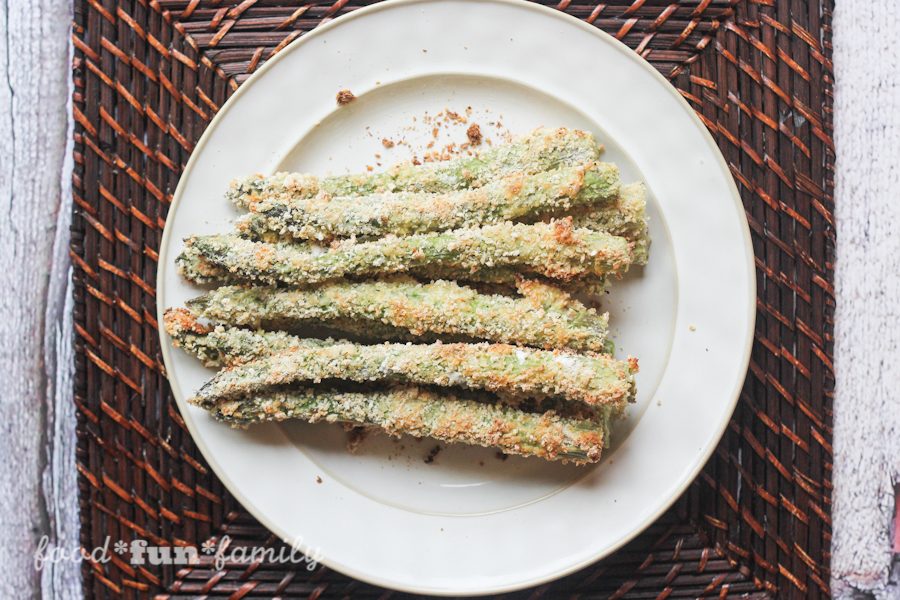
[186,277,609,351]
[196,385,611,464]
[227,128,602,207]
[572,182,650,265]
[191,340,637,408]
[173,249,610,300]
[163,307,336,366]
[176,234,612,305]
[166,302,429,350]
[176,220,634,287]
[236,162,619,241]
[175,244,233,285]
[174,239,488,303]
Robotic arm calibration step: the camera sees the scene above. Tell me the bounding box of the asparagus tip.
[163,307,209,339]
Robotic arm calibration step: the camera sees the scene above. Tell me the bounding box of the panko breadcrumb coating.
[196,385,612,464]
[186,277,610,352]
[163,307,336,366]
[191,339,638,408]
[227,127,601,206]
[177,220,634,287]
[236,162,619,241]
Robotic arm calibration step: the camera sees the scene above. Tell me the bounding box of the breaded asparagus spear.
[164,307,334,366]
[227,127,601,206]
[235,162,619,241]
[176,220,634,287]
[175,244,233,285]
[186,278,609,351]
[176,237,612,305]
[166,265,458,342]
[174,249,609,299]
[195,386,611,464]
[166,301,427,349]
[572,182,650,265]
[191,340,638,408]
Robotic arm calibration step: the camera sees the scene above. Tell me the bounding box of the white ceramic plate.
[158,0,755,594]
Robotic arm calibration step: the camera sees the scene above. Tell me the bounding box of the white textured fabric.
[833,2,900,597]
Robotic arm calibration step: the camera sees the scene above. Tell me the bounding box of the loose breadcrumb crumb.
[336,89,356,105]
[424,445,442,464]
[467,123,483,145]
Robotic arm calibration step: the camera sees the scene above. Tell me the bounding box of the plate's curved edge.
[155,0,757,594]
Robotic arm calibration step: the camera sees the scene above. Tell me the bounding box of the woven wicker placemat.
[71,1,834,597]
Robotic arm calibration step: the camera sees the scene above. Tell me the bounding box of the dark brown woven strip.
[71,1,833,598]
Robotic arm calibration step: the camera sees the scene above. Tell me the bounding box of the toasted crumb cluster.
[467,123,483,145]
[336,89,355,105]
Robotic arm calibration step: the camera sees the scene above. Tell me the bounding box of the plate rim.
[156,0,757,594]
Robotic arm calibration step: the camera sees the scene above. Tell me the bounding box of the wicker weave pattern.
[71,1,834,597]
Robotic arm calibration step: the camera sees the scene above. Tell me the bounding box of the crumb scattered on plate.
[345,425,368,452]
[336,89,356,105]
[467,123,483,145]
[424,445,442,464]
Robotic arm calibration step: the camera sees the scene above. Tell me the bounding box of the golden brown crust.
[163,307,211,336]
[551,217,577,245]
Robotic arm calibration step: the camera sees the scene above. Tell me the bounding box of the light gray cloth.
[833,1,900,597]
